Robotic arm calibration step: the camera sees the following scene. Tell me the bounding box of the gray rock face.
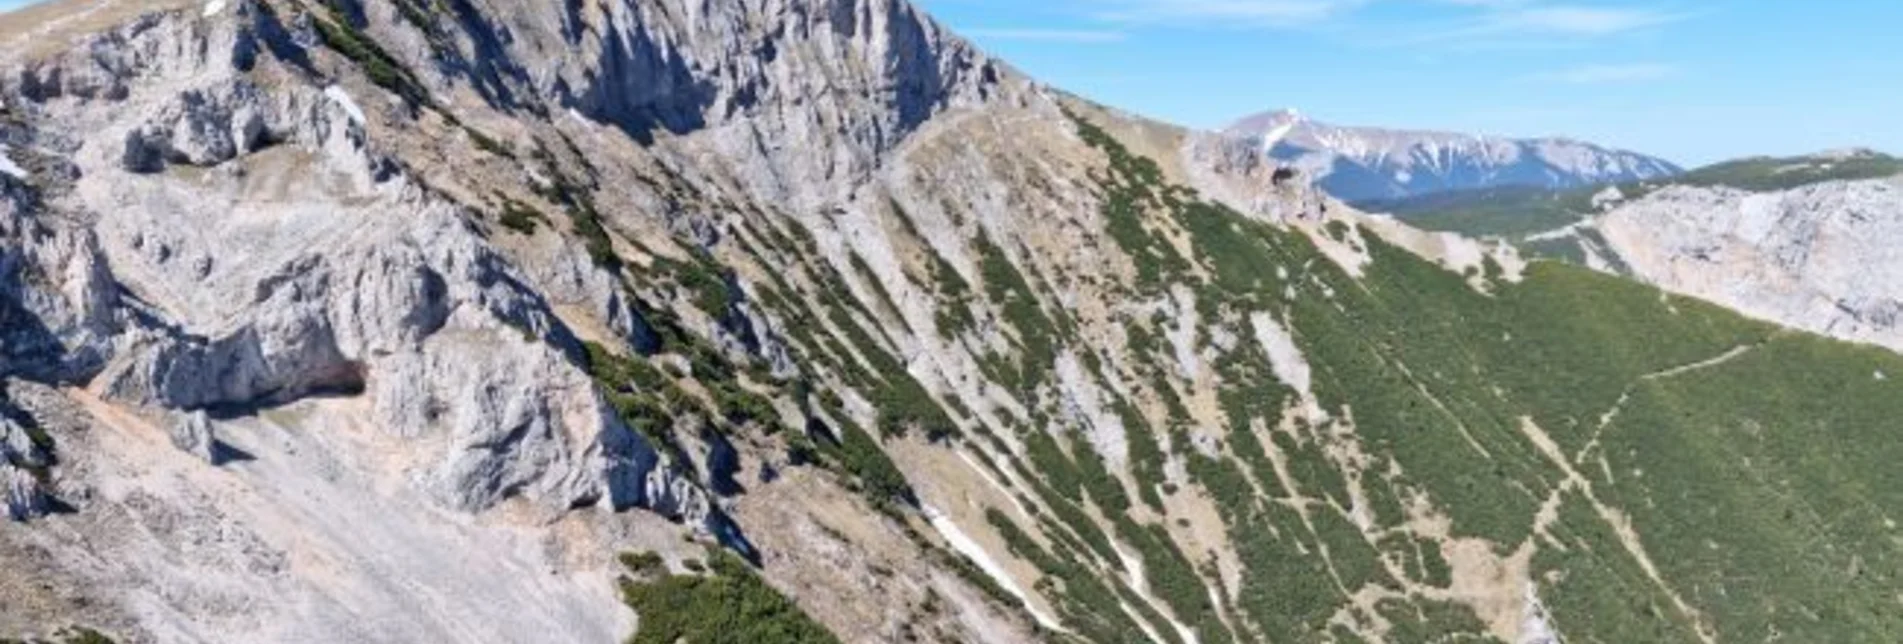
[0,163,120,385]
[1595,176,1903,353]
[2,464,47,522]
[2,387,52,522]
[167,409,217,464]
[381,0,1010,211]
[1,410,48,471]
[1184,129,1331,222]
[1,1,680,521]
[1227,108,1682,203]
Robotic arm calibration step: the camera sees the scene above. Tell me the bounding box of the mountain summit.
[1228,109,1682,202]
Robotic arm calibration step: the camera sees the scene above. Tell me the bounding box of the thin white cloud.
[962,28,1128,43]
[1431,0,1532,7]
[1078,0,1689,41]
[1094,0,1372,27]
[1393,4,1690,48]
[1533,62,1679,83]
[1491,5,1685,36]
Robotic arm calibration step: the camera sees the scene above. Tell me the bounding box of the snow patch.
[0,145,26,180]
[202,0,227,17]
[324,85,366,125]
[1112,542,1200,644]
[924,506,1063,631]
[1260,121,1298,153]
[1519,583,1561,644]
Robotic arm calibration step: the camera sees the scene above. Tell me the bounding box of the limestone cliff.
[1593,177,1903,353]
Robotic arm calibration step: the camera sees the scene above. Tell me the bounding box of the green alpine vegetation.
[0,628,116,644]
[617,549,839,644]
[1358,184,1605,240]
[1368,149,1903,243]
[1671,150,1903,192]
[1019,116,1903,643]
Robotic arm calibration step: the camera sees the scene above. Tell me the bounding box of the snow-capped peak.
[1224,109,1682,202]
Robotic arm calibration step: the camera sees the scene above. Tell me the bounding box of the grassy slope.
[1064,119,1903,642]
[1674,153,1903,192]
[617,550,840,644]
[1355,185,1602,239]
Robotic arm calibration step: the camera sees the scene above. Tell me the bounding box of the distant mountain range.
[1226,108,1682,203]
[1365,148,1903,241]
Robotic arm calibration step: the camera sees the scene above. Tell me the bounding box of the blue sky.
[918,0,1903,166]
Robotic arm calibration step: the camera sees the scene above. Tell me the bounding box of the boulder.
[167,409,217,465]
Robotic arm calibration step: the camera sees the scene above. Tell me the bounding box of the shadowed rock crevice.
[568,15,713,145]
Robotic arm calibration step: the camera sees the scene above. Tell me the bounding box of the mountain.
[6,2,1903,644]
[1366,148,1903,242]
[1227,108,1682,203]
[1358,148,1903,354]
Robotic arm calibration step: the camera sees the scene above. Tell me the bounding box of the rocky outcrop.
[1595,177,1903,352]
[1,394,52,522]
[338,0,1017,213]
[1184,128,1331,222]
[0,155,120,385]
[0,2,784,636]
[0,0,697,520]
[166,409,217,464]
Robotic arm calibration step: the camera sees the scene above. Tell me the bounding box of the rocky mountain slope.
[4,1,1903,644]
[1229,109,1681,203]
